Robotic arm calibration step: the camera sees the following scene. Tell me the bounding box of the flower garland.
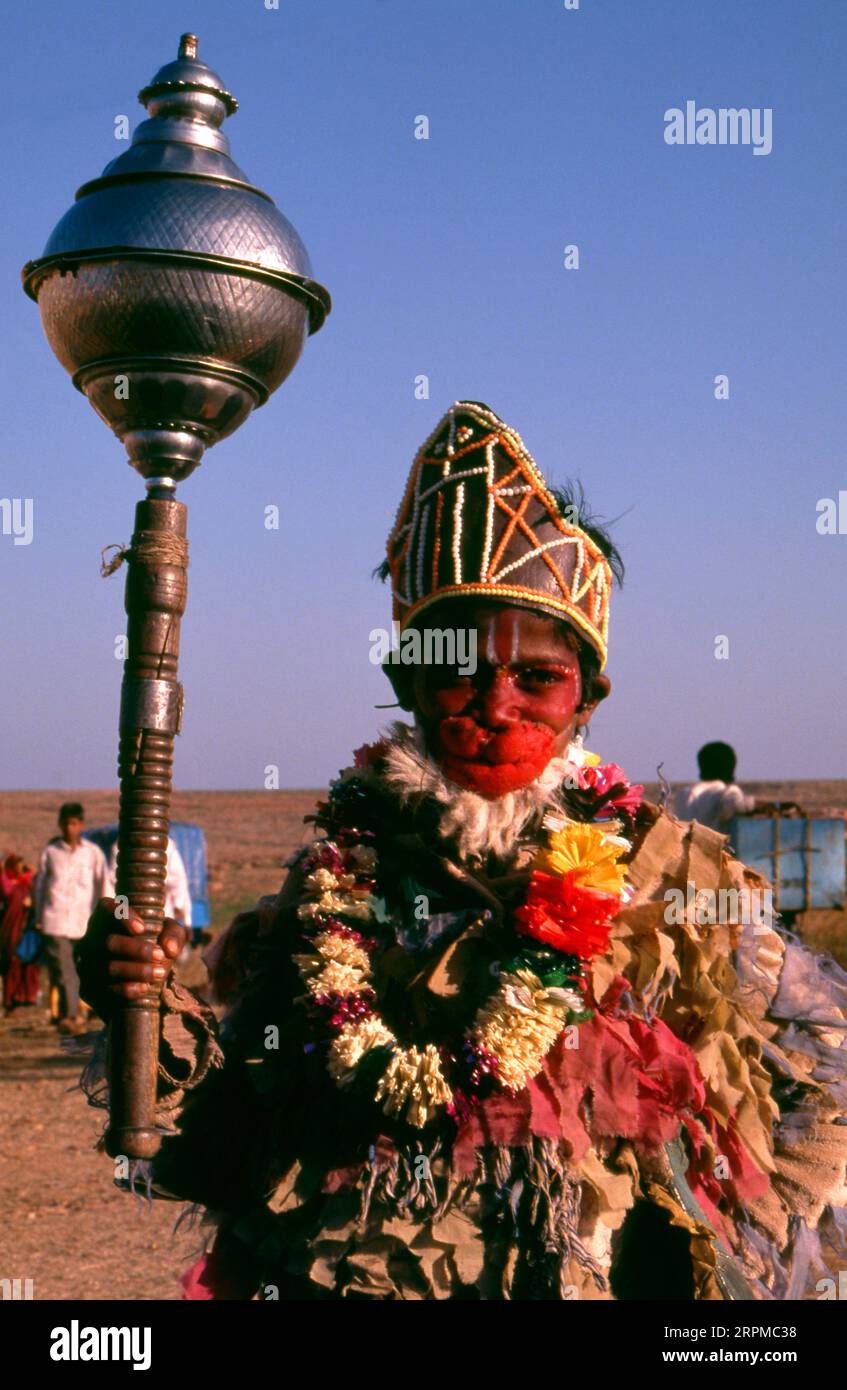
[293,746,643,1129]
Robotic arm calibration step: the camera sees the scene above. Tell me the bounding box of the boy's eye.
[517,668,567,687]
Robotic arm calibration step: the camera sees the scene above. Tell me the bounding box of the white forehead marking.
[482,613,523,668]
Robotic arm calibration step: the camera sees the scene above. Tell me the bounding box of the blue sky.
[1,0,845,790]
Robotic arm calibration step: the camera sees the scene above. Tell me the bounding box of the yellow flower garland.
[536,822,628,896]
[294,789,632,1128]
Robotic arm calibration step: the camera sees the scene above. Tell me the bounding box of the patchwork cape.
[103,733,847,1301]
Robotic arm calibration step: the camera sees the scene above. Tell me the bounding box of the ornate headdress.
[387,402,612,668]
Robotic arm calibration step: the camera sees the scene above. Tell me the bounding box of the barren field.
[0,788,318,1301]
[1,783,845,1301]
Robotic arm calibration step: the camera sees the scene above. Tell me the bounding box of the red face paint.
[410,604,608,800]
[435,717,556,797]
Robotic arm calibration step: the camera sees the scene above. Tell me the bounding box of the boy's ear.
[577,672,611,721]
[382,661,416,711]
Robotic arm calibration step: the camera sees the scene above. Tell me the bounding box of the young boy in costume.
[77,402,847,1301]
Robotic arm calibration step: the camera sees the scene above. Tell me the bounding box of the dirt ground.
[0,789,318,1301]
[1,783,845,1300]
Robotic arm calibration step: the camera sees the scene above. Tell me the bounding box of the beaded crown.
[387,402,612,668]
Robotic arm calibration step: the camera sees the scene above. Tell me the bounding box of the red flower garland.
[514,870,621,959]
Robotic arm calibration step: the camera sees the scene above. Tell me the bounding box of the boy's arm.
[146,859,309,1212]
[78,857,307,1171]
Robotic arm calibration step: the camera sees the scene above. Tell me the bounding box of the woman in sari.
[0,855,41,1011]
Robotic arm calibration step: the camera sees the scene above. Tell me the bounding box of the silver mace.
[22,33,330,1159]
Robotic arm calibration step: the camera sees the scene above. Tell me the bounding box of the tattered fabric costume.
[88,403,847,1300]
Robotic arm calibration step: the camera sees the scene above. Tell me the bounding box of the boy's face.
[411,604,609,798]
[60,815,83,845]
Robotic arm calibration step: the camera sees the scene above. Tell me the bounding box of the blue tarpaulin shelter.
[730,816,845,913]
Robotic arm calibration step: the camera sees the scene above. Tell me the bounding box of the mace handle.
[106,493,188,1161]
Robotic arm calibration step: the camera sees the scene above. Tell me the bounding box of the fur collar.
[380,722,575,863]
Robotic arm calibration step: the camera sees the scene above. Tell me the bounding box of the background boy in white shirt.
[673,741,800,833]
[35,802,112,1034]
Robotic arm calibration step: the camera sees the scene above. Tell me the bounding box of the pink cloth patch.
[180,1253,219,1301]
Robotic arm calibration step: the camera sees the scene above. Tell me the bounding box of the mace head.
[22,34,331,489]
